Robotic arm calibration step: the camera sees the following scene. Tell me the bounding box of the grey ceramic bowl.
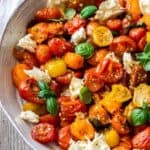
[0,0,59,149]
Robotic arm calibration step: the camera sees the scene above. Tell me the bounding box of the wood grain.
[0,107,32,150]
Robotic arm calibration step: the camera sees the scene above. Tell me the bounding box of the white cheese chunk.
[95,0,125,21]
[17,34,37,53]
[71,27,86,45]
[105,52,119,63]
[69,77,84,99]
[139,0,150,15]
[123,53,139,74]
[20,111,39,123]
[69,133,110,150]
[24,67,51,82]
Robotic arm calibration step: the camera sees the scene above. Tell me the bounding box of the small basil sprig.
[131,102,150,126]
[64,8,76,20]
[136,43,150,71]
[38,81,59,115]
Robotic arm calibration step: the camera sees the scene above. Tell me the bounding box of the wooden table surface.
[0,107,32,150]
[0,1,32,149]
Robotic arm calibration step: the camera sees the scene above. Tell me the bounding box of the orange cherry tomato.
[132,127,150,149]
[48,38,73,57]
[106,19,122,30]
[39,114,59,126]
[129,28,146,42]
[96,59,123,84]
[12,63,30,88]
[111,112,129,135]
[84,68,104,92]
[110,35,136,55]
[35,7,62,21]
[31,123,57,143]
[64,15,87,35]
[36,44,52,64]
[58,125,71,149]
[18,78,45,105]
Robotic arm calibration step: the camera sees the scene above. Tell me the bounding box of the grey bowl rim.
[0,0,38,149]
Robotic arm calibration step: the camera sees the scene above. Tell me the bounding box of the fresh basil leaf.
[46,97,59,115]
[64,8,76,20]
[144,61,150,71]
[131,108,147,126]
[148,109,150,123]
[144,43,150,53]
[38,81,49,90]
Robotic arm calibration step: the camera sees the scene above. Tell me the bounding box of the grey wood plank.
[0,107,32,150]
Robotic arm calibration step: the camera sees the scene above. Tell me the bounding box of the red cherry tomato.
[84,68,104,92]
[39,114,59,126]
[110,35,136,55]
[64,15,87,35]
[58,96,87,125]
[129,27,146,42]
[106,19,122,30]
[48,38,73,57]
[56,73,72,85]
[19,78,45,105]
[58,125,71,149]
[36,44,52,64]
[35,7,62,21]
[132,127,150,149]
[50,80,61,96]
[31,123,57,143]
[137,36,146,51]
[96,59,123,84]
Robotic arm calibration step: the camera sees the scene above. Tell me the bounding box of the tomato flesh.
[31,123,57,143]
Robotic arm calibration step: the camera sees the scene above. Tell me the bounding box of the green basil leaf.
[38,81,49,90]
[79,86,92,104]
[75,42,94,59]
[144,43,150,53]
[148,109,150,123]
[131,108,147,126]
[80,5,97,19]
[144,61,150,71]
[46,97,59,115]
[64,8,76,20]
[38,89,56,98]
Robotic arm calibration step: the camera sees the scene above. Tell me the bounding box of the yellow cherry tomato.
[146,32,150,43]
[44,58,67,77]
[92,26,113,47]
[23,102,47,115]
[104,128,120,148]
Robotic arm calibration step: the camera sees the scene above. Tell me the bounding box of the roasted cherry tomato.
[110,35,136,55]
[86,21,100,36]
[48,38,73,57]
[50,80,61,96]
[39,114,59,126]
[111,112,129,135]
[35,7,62,21]
[84,68,104,92]
[106,19,122,30]
[129,27,146,42]
[64,15,87,35]
[19,78,45,105]
[132,127,150,150]
[58,96,87,126]
[58,125,71,149]
[56,72,72,85]
[137,36,146,51]
[13,48,38,67]
[36,44,52,64]
[12,63,30,88]
[96,59,123,84]
[31,123,57,143]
